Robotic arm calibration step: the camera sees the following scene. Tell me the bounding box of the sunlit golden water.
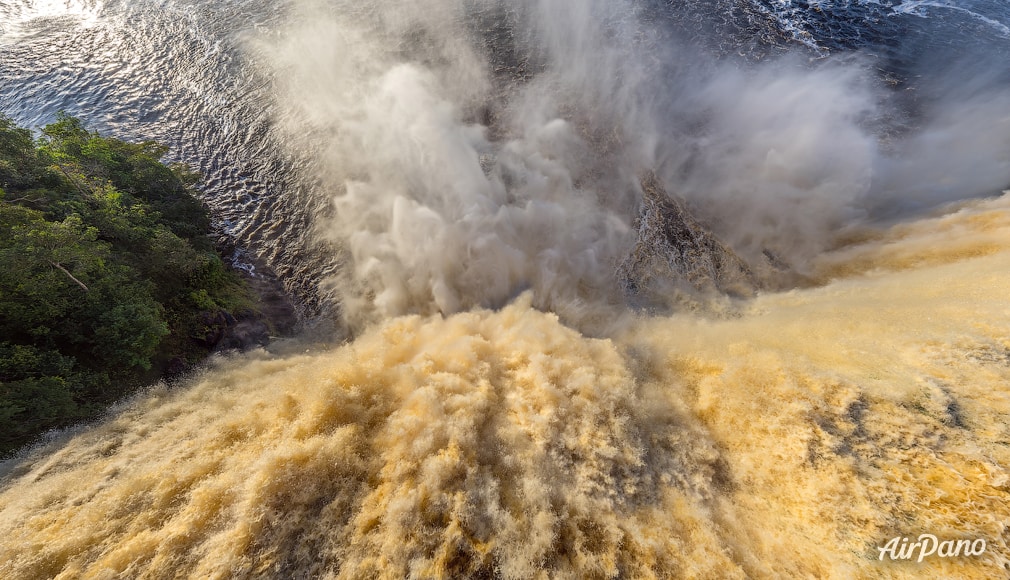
[3,196,1010,579]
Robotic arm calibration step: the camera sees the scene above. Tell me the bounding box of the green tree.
[0,114,261,455]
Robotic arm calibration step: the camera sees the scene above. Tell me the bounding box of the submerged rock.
[618,172,758,305]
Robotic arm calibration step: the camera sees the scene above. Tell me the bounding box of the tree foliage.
[0,114,253,454]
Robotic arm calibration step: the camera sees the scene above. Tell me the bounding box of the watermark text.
[878,534,986,562]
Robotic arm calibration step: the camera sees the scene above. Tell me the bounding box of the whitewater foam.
[4,1,1010,577]
[2,195,1010,578]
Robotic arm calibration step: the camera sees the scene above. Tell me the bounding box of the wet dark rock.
[215,308,272,352]
[164,357,189,379]
[189,256,300,354]
[618,172,759,305]
[194,310,230,348]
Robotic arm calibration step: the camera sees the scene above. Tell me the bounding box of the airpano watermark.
[877,534,986,562]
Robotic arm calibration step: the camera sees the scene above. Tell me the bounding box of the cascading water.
[2,0,1010,577]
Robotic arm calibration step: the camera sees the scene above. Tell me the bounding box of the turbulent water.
[3,0,1010,578]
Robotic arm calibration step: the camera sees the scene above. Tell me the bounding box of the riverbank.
[0,114,296,455]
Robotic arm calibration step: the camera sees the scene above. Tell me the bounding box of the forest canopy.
[0,114,257,455]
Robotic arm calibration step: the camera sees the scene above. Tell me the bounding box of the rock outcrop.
[618,172,758,306]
